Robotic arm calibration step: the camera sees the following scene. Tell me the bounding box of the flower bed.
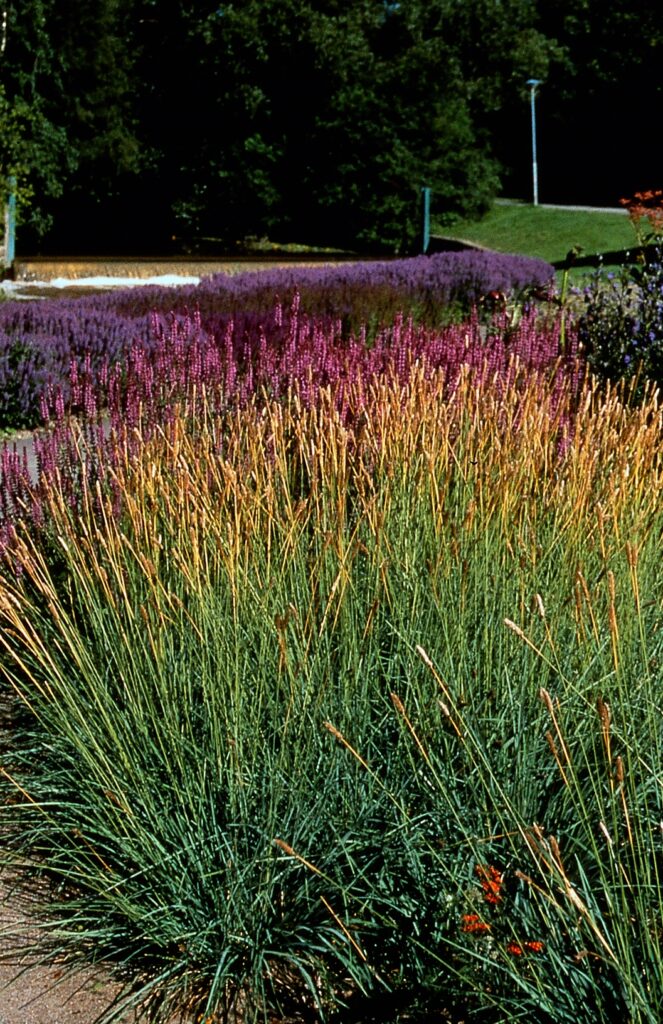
[0,250,554,429]
[1,256,662,1024]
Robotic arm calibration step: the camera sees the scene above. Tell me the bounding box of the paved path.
[1,430,41,484]
[0,792,133,1023]
[494,198,628,214]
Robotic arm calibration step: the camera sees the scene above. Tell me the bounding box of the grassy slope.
[435,203,637,268]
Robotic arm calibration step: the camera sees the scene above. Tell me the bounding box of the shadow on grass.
[552,242,659,271]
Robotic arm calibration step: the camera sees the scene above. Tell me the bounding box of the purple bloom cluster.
[104,301,577,434]
[194,249,555,315]
[577,247,663,390]
[0,251,553,429]
[0,299,153,428]
[0,292,583,549]
[0,251,574,552]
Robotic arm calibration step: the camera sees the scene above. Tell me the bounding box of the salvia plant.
[0,296,581,543]
[0,250,554,429]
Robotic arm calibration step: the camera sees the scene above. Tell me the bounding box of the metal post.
[422,186,431,254]
[527,80,541,206]
[3,175,16,268]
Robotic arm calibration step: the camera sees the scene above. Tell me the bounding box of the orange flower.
[461,913,491,934]
[620,189,663,238]
[507,940,544,955]
[476,864,503,905]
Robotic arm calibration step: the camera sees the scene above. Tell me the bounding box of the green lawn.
[434,202,637,269]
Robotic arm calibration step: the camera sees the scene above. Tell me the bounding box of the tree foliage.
[534,0,663,203]
[3,0,662,253]
[1,0,72,235]
[0,82,33,223]
[2,0,142,241]
[127,0,501,253]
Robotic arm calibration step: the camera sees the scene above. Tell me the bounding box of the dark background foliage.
[1,0,661,255]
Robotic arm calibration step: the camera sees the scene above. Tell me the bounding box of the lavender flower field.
[0,253,662,1024]
[0,250,553,429]
[0,251,570,541]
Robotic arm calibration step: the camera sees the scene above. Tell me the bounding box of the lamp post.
[526,79,541,206]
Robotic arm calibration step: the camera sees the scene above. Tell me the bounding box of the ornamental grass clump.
[0,298,579,539]
[1,346,661,1022]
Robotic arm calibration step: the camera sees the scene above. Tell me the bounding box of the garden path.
[0,884,137,1024]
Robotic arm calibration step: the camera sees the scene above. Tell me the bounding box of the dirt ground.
[0,692,137,1024]
[0,883,137,1024]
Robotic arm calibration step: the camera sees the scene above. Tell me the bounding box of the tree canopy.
[2,0,661,254]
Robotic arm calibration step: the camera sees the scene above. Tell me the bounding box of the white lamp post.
[527,79,541,206]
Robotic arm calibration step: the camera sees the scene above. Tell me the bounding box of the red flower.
[507,940,544,955]
[476,864,503,905]
[461,913,491,934]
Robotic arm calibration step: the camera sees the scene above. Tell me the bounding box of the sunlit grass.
[436,202,636,271]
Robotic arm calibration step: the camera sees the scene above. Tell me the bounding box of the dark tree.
[124,0,500,253]
[3,0,143,249]
[537,0,663,204]
[8,0,660,252]
[1,0,72,237]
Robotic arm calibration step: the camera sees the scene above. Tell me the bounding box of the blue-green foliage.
[577,248,663,390]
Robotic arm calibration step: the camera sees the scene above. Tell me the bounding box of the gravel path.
[1,706,137,1022]
[0,900,135,1024]
[494,198,628,214]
